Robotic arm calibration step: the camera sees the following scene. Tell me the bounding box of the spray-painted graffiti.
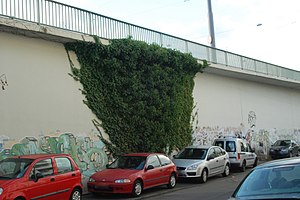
[192,111,300,160]
[0,132,108,191]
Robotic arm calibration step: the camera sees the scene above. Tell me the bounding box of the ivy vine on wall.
[65,38,208,156]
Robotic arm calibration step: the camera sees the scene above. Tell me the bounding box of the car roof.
[123,153,162,157]
[11,153,70,160]
[255,157,300,169]
[184,145,212,149]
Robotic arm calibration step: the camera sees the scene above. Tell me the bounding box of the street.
[83,168,250,200]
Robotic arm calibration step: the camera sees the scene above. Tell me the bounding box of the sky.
[54,0,300,71]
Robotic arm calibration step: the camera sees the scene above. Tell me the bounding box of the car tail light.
[237,153,240,160]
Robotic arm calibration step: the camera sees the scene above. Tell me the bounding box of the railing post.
[240,56,243,70]
[89,12,92,35]
[185,41,188,53]
[225,52,228,66]
[36,0,40,24]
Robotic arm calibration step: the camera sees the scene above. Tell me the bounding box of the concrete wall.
[0,31,108,192]
[1,25,300,167]
[192,72,300,159]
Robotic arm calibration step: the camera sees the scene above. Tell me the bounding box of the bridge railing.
[1,0,300,81]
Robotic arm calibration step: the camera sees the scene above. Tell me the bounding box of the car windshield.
[0,158,33,179]
[274,140,291,146]
[107,156,146,170]
[234,164,300,198]
[176,148,207,160]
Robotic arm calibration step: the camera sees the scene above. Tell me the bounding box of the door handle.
[72,173,76,177]
[50,178,55,182]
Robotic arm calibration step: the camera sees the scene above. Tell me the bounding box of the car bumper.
[269,151,289,159]
[177,169,201,178]
[87,182,133,194]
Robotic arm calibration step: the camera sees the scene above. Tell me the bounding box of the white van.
[213,136,258,172]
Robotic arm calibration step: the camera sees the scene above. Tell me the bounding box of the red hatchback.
[87,153,177,197]
[0,154,82,200]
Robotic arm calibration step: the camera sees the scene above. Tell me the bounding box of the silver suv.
[213,136,258,172]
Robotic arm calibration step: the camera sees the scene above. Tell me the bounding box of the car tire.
[200,168,208,183]
[69,188,82,200]
[253,158,258,167]
[222,164,230,177]
[167,173,176,189]
[132,180,143,197]
[240,161,246,172]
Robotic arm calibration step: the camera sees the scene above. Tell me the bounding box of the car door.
[157,154,173,184]
[143,155,163,188]
[214,147,226,174]
[206,148,218,176]
[52,156,81,199]
[26,158,58,200]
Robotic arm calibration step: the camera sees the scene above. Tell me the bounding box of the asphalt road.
[83,168,250,200]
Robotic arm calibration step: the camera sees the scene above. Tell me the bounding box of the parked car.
[213,136,258,171]
[87,153,177,197]
[0,154,82,200]
[269,139,299,159]
[229,157,300,200]
[172,145,230,183]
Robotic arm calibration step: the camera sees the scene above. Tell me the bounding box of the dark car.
[0,154,82,200]
[269,139,299,159]
[229,157,300,200]
[87,153,177,197]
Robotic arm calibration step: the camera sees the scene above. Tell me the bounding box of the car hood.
[91,169,139,182]
[229,192,300,199]
[0,179,16,188]
[172,159,204,168]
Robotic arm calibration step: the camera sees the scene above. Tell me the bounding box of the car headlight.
[0,188,3,195]
[187,164,199,170]
[115,179,131,183]
[89,177,96,182]
[281,149,288,153]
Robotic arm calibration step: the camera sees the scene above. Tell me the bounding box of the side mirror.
[32,172,43,182]
[146,165,154,170]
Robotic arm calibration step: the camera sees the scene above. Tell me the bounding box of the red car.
[87,153,177,197]
[0,154,82,200]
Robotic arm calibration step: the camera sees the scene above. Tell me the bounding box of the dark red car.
[0,154,82,200]
[87,153,177,197]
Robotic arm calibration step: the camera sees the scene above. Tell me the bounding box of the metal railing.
[1,0,300,81]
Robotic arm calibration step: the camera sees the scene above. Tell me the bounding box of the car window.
[147,155,160,168]
[214,147,222,157]
[234,164,300,198]
[158,155,171,166]
[207,148,216,159]
[30,159,54,179]
[214,141,224,149]
[0,158,33,179]
[240,142,246,152]
[176,148,207,160]
[226,141,236,152]
[108,156,146,170]
[55,157,74,174]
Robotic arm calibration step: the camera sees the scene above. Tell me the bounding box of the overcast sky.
[54,0,300,71]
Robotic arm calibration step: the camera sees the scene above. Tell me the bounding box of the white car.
[213,136,258,172]
[172,145,230,183]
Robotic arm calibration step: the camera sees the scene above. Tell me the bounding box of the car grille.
[177,167,186,170]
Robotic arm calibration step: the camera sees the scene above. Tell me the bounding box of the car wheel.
[240,161,246,172]
[70,188,82,200]
[167,173,176,189]
[253,158,258,167]
[200,168,208,183]
[222,164,230,177]
[132,180,143,197]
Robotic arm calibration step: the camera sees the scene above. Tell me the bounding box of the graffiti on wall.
[0,132,108,183]
[192,111,300,160]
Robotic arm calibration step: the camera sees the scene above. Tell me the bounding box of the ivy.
[65,38,208,156]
